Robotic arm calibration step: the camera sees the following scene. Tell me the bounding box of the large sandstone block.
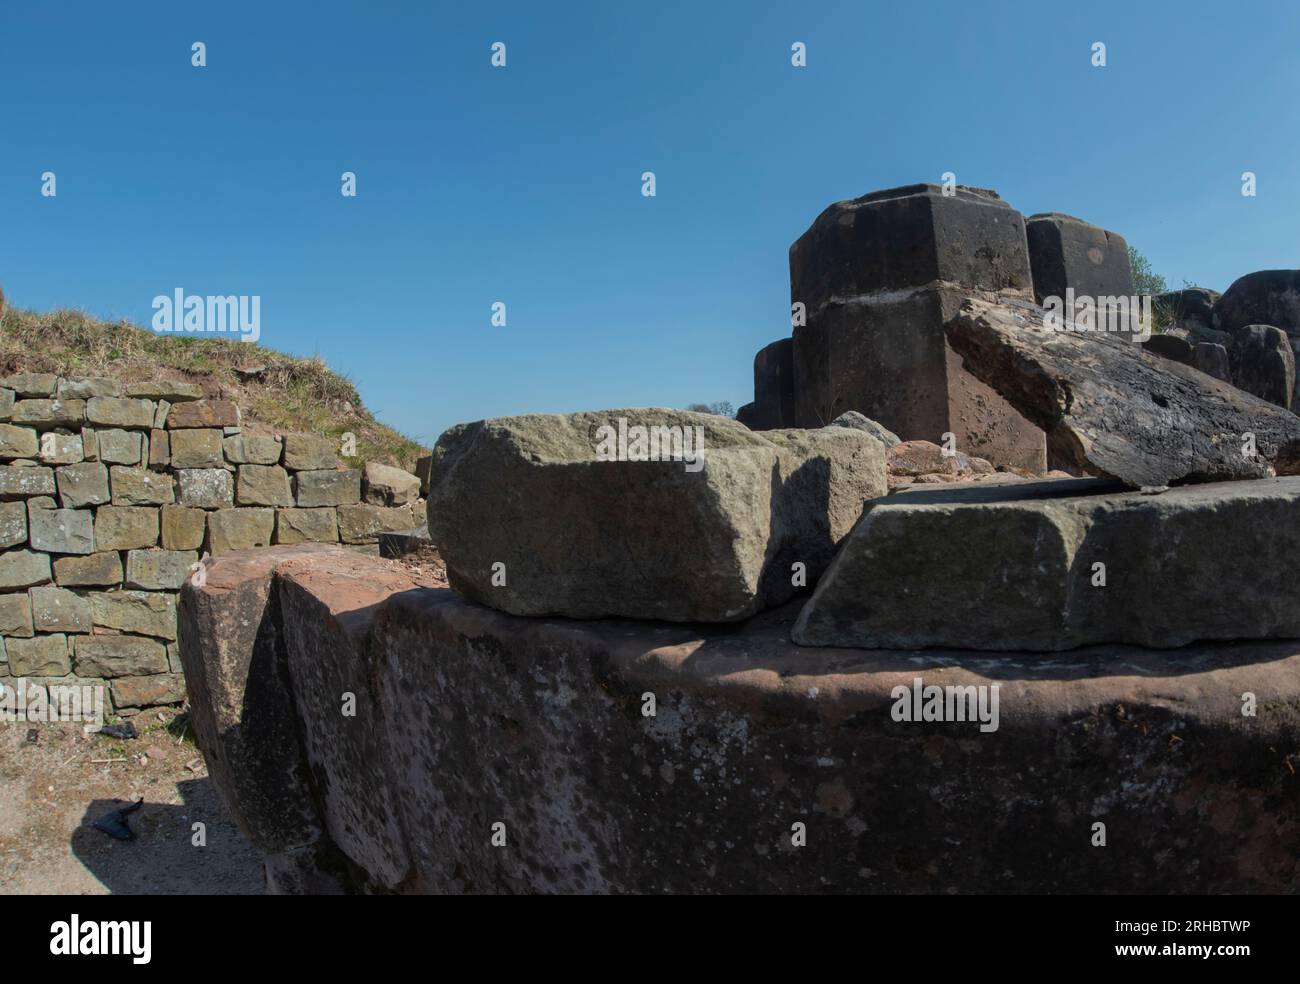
[282,434,338,471]
[0,464,55,499]
[166,399,240,429]
[739,339,795,431]
[90,590,177,640]
[237,464,293,506]
[28,507,94,554]
[177,468,233,508]
[109,466,176,505]
[6,634,69,676]
[1230,324,1295,409]
[0,550,52,589]
[94,505,159,550]
[275,507,339,544]
[176,543,348,855]
[125,380,203,402]
[28,584,92,633]
[125,548,197,590]
[161,504,206,550]
[73,634,169,677]
[181,546,1300,894]
[38,431,83,465]
[110,674,186,709]
[96,428,143,465]
[207,507,274,554]
[11,399,85,429]
[223,434,281,465]
[58,377,122,400]
[53,551,123,587]
[0,593,34,636]
[362,462,420,506]
[0,423,38,458]
[1214,270,1300,335]
[1025,212,1134,307]
[0,499,28,547]
[169,428,225,469]
[788,185,1043,469]
[428,409,888,621]
[795,476,1300,651]
[295,469,360,507]
[0,373,57,398]
[55,462,109,508]
[85,396,154,429]
[946,297,1300,486]
[337,503,417,544]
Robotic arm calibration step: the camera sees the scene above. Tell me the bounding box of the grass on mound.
[0,305,428,472]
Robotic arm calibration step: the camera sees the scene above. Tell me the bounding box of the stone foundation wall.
[0,373,424,715]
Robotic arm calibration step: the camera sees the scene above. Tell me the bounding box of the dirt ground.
[0,706,264,895]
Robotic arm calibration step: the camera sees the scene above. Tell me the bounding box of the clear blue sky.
[4,0,1299,447]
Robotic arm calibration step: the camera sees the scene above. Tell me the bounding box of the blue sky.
[4,0,1299,446]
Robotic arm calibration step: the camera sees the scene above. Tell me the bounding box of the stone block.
[53,551,123,587]
[96,428,144,465]
[28,585,92,633]
[149,428,169,468]
[28,507,94,554]
[91,590,177,640]
[282,434,338,471]
[207,507,275,554]
[10,399,85,429]
[337,503,416,544]
[1230,324,1295,410]
[5,634,69,676]
[274,507,339,545]
[37,430,83,465]
[80,427,98,461]
[0,373,57,398]
[125,380,203,402]
[0,389,13,421]
[0,423,38,458]
[167,399,239,429]
[57,377,122,400]
[0,550,49,589]
[55,462,110,508]
[1025,212,1134,307]
[0,464,54,499]
[362,462,420,506]
[176,468,233,508]
[85,396,155,429]
[223,434,281,465]
[93,505,159,550]
[740,338,795,431]
[109,465,175,506]
[169,428,225,469]
[161,504,207,550]
[294,469,360,507]
[0,593,34,636]
[72,634,169,678]
[0,499,27,547]
[111,673,186,709]
[237,464,293,506]
[125,548,197,590]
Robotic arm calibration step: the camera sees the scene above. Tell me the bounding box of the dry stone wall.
[0,373,424,714]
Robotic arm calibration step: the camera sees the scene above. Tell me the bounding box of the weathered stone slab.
[1230,324,1294,410]
[223,434,281,465]
[428,409,888,621]
[207,507,274,554]
[945,297,1300,486]
[176,468,233,508]
[29,584,92,633]
[93,505,159,550]
[73,634,169,677]
[167,399,239,429]
[0,373,57,398]
[0,389,12,421]
[362,462,420,506]
[0,593,34,636]
[96,428,143,465]
[55,462,109,508]
[0,423,38,458]
[294,469,360,507]
[28,507,94,554]
[53,551,123,587]
[337,503,417,544]
[1193,341,1231,382]
[0,550,52,589]
[237,464,293,506]
[827,410,900,447]
[169,428,225,469]
[274,507,339,544]
[37,430,83,465]
[0,464,55,499]
[795,476,1300,651]
[740,339,795,431]
[57,377,122,400]
[148,428,169,467]
[91,589,177,640]
[125,548,197,590]
[6,634,69,676]
[125,380,203,402]
[1025,212,1133,307]
[11,399,85,428]
[85,396,154,429]
[282,434,337,471]
[110,674,186,709]
[109,466,175,505]
[0,499,28,547]
[176,543,343,855]
[161,504,206,550]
